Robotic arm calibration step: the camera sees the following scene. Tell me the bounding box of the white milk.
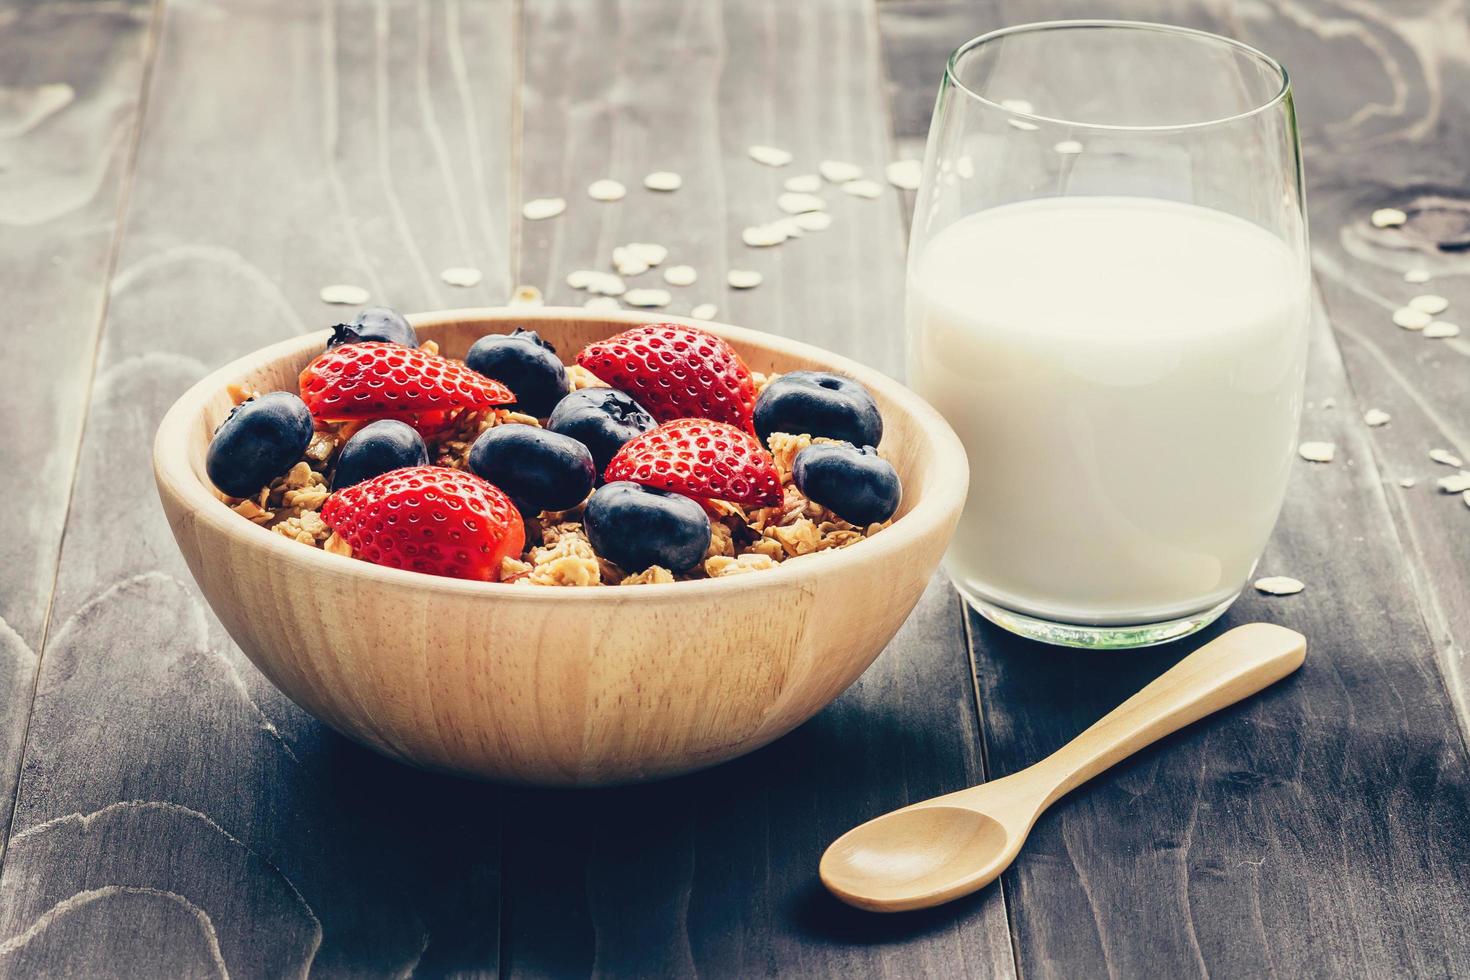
[908,196,1308,626]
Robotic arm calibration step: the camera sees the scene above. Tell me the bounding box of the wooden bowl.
[153,308,967,786]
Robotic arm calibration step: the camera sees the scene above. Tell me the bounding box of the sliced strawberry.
[576,323,756,430]
[321,466,525,581]
[299,342,514,432]
[604,418,781,507]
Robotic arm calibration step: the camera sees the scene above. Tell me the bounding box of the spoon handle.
[1025,623,1306,809]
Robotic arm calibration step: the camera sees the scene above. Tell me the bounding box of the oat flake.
[522,197,566,220]
[819,160,863,183]
[1053,140,1084,155]
[663,264,697,287]
[690,303,718,320]
[624,242,667,267]
[643,171,682,191]
[1399,477,1418,488]
[319,284,369,305]
[1404,268,1432,284]
[727,269,763,289]
[1423,321,1460,339]
[999,98,1035,113]
[1370,207,1407,228]
[1298,441,1336,463]
[1430,448,1465,467]
[1393,307,1432,330]
[584,296,621,313]
[841,179,883,199]
[1410,293,1449,315]
[742,224,789,248]
[1437,470,1470,493]
[748,144,793,167]
[440,266,483,287]
[885,159,923,191]
[1007,118,1040,132]
[794,211,832,232]
[1363,409,1391,427]
[1254,576,1304,596]
[777,192,826,215]
[587,179,627,202]
[623,288,671,308]
[783,174,821,193]
[1321,397,1337,410]
[509,284,543,306]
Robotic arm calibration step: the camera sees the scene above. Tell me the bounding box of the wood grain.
[0,0,515,975]
[501,0,1015,976]
[0,0,155,862]
[879,1,1470,976]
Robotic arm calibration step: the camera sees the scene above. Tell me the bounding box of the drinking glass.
[906,21,1309,649]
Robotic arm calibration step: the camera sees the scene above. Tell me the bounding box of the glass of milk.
[907,21,1309,648]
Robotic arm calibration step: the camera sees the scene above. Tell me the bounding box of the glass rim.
[944,19,1291,133]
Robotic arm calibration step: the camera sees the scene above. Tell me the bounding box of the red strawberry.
[604,418,781,506]
[576,324,756,430]
[299,342,514,432]
[322,466,525,581]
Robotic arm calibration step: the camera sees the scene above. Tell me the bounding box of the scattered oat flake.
[783,174,821,193]
[1399,477,1418,488]
[794,211,832,232]
[727,269,762,289]
[1436,470,1470,493]
[777,192,826,215]
[885,159,922,191]
[690,303,718,320]
[624,242,667,267]
[509,284,543,306]
[643,171,682,191]
[1363,409,1391,427]
[774,217,807,239]
[1393,307,1432,330]
[1423,321,1460,339]
[1007,118,1040,131]
[584,296,621,313]
[587,179,627,202]
[663,264,697,287]
[1404,268,1432,284]
[1371,207,1407,228]
[819,160,863,183]
[1409,293,1449,315]
[522,197,566,220]
[841,179,883,199]
[623,288,671,308]
[319,284,369,305]
[956,156,975,179]
[1464,489,1470,509]
[613,252,650,276]
[1254,576,1304,596]
[440,266,483,287]
[1320,397,1337,410]
[1054,140,1084,155]
[999,97,1035,113]
[1298,441,1336,463]
[748,144,793,167]
[1430,448,1465,467]
[568,270,626,296]
[742,224,789,247]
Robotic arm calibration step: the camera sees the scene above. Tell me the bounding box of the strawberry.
[299,342,514,432]
[321,466,525,581]
[604,418,782,507]
[576,324,757,430]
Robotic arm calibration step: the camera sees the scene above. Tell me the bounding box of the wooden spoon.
[820,622,1306,912]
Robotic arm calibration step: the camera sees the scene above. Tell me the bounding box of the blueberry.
[206,391,314,498]
[465,327,570,417]
[753,371,883,448]
[327,307,418,349]
[332,419,429,490]
[547,387,658,474]
[792,442,901,526]
[584,481,711,573]
[468,424,595,514]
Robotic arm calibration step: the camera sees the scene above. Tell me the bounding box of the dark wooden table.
[2,0,1468,976]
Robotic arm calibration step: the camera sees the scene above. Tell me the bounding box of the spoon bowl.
[821,805,1014,912]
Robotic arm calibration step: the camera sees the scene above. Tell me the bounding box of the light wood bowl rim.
[153,307,969,601]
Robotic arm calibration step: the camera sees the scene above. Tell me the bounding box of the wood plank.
[878,1,1470,976]
[503,1,1014,975]
[0,0,515,974]
[0,0,155,861]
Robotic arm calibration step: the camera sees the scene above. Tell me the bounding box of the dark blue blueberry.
[332,419,429,490]
[327,306,418,349]
[753,371,883,448]
[792,442,901,526]
[468,424,595,514]
[584,481,711,573]
[547,387,657,475]
[465,327,570,417]
[206,391,314,498]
